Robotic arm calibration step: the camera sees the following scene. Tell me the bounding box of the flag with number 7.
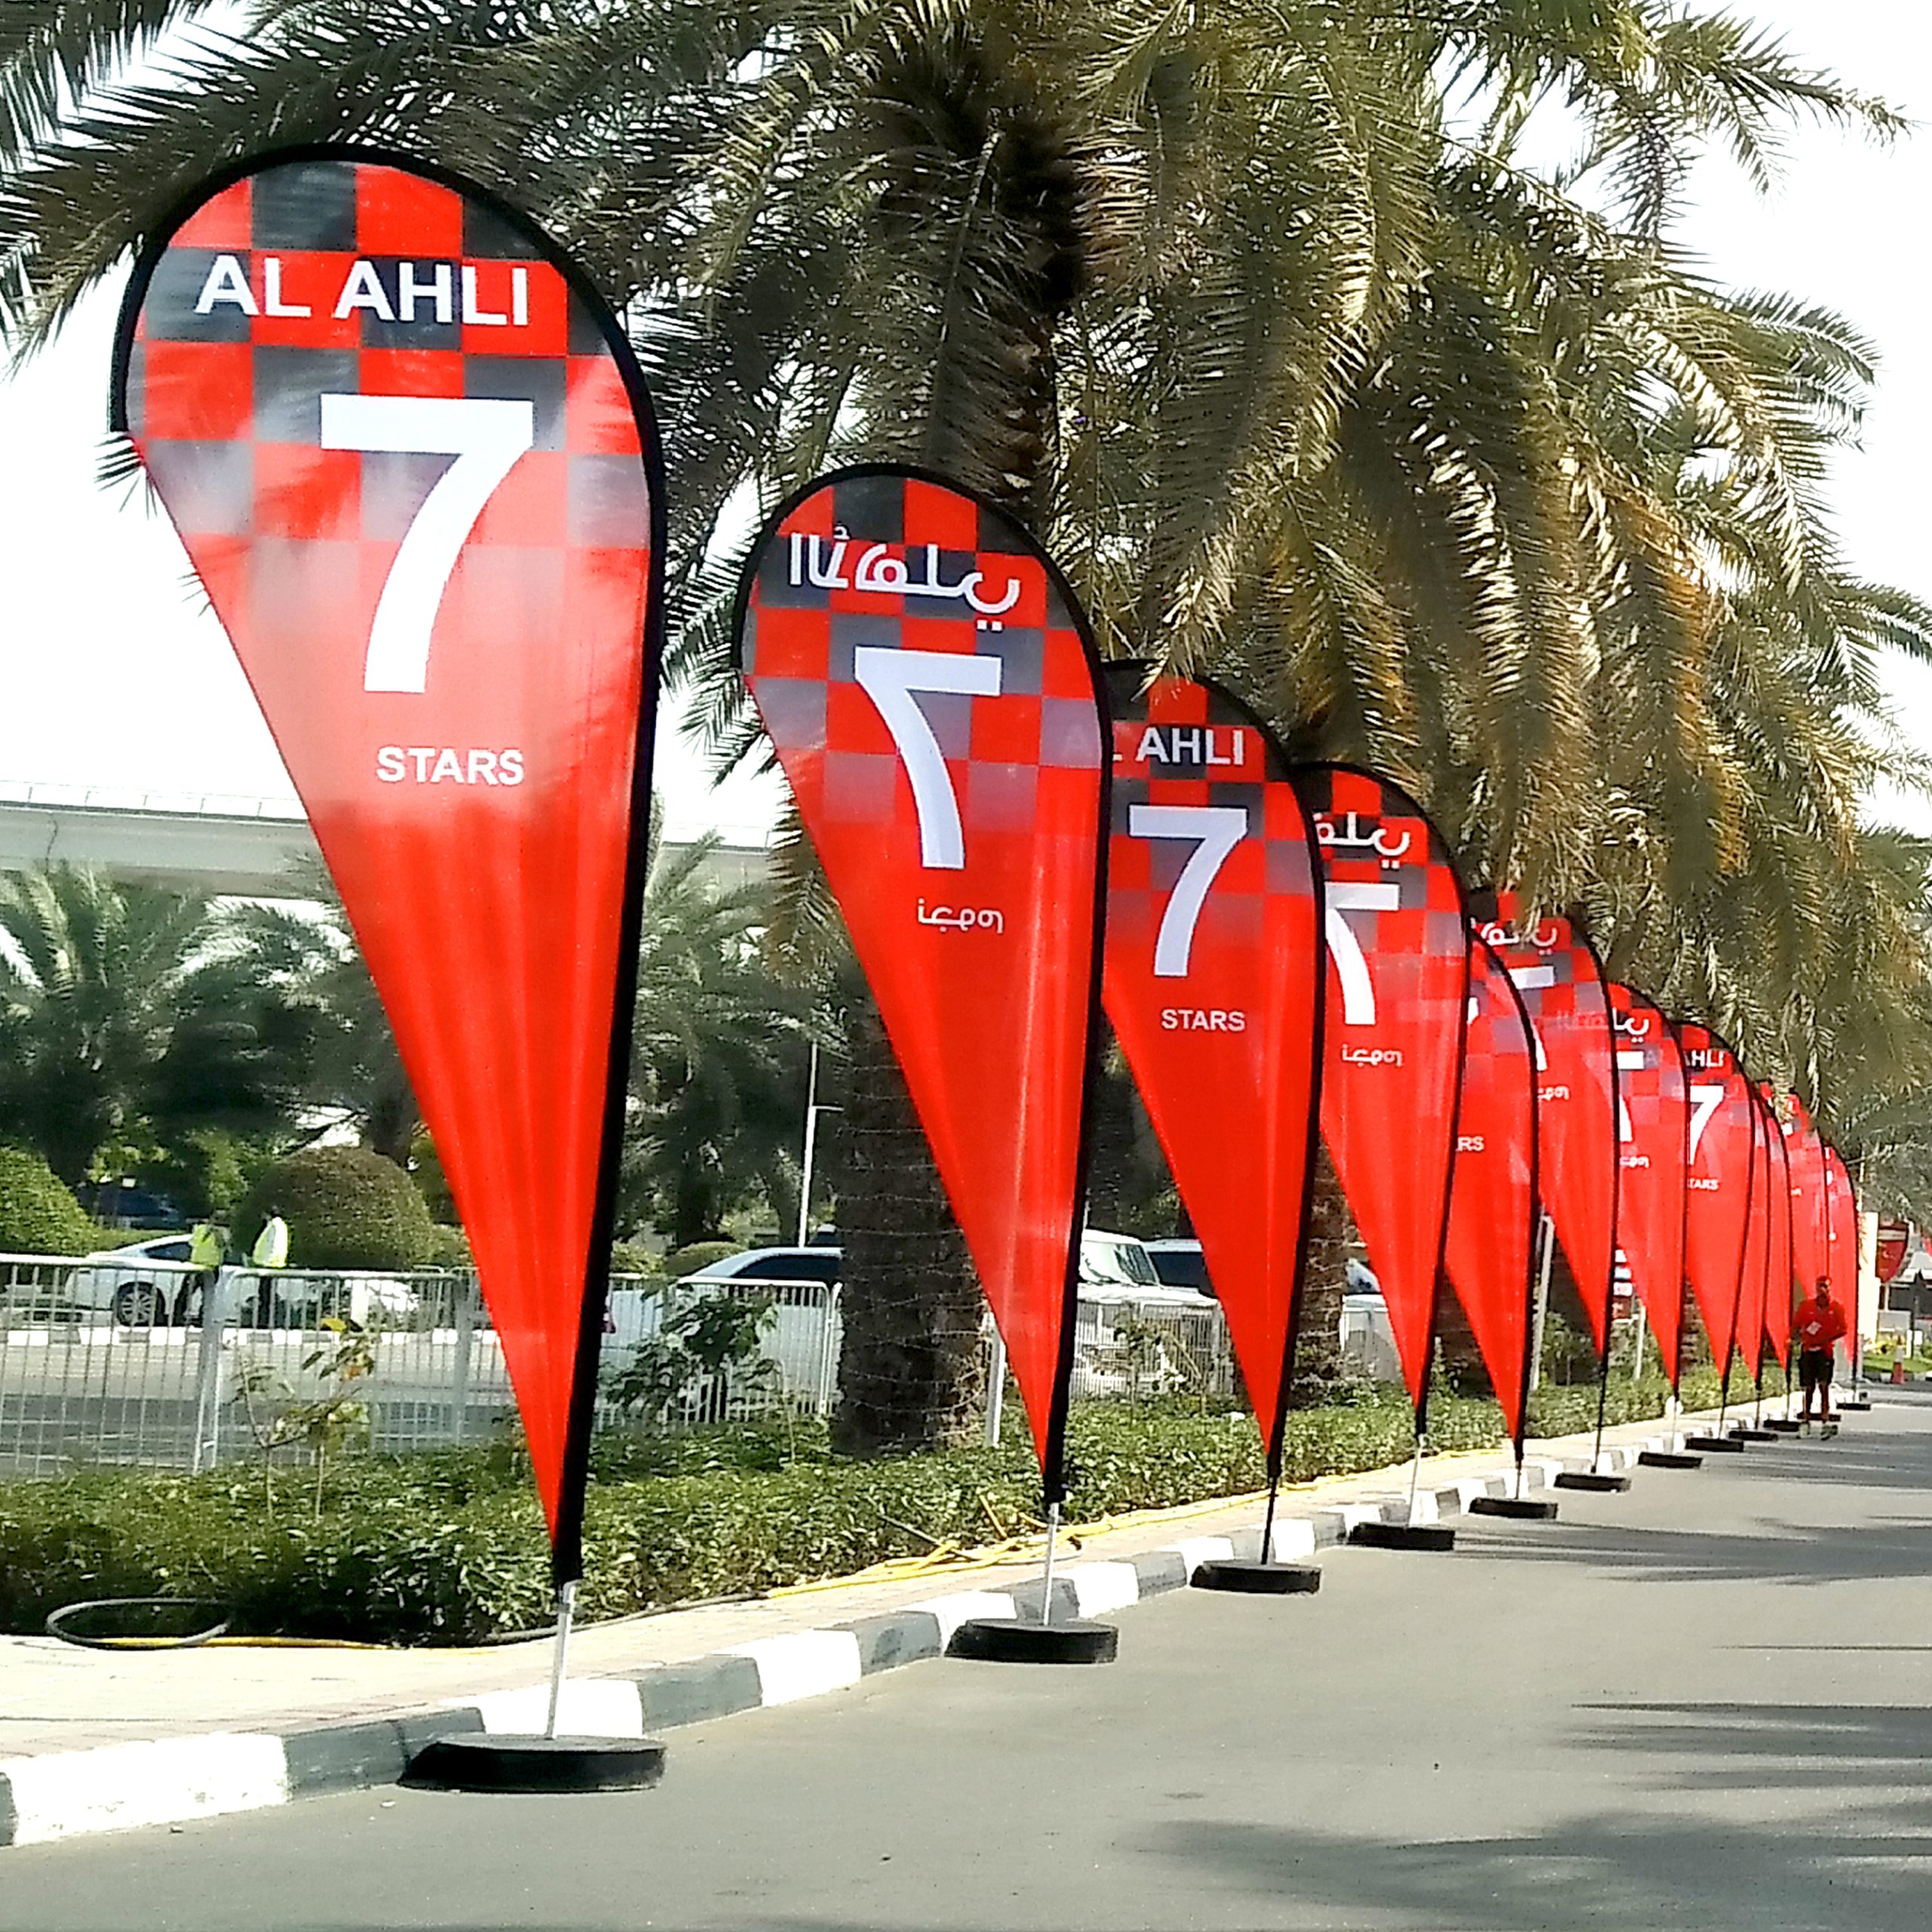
[735,466,1109,1506]
[1102,668,1323,1475]
[112,148,664,1587]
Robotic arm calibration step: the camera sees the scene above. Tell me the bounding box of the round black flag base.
[1684,1432,1745,1453]
[1349,1520,1456,1552]
[1841,1393,1872,1411]
[1764,1418,1803,1435]
[404,1734,666,1795]
[1191,1559,1323,1595]
[1468,1495,1558,1521]
[1638,1450,1703,1469]
[949,1617,1118,1664]
[1554,1470,1632,1493]
[1729,1426,1777,1443]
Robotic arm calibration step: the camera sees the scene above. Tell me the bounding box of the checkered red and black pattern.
[1444,938,1537,1441]
[1480,899,1620,1355]
[739,468,1106,1494]
[1677,1023,1757,1379]
[115,155,658,1558]
[1102,670,1321,1451]
[1607,983,1689,1386]
[1297,765,1468,1411]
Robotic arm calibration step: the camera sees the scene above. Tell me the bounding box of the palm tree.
[625,836,818,1247]
[2,0,1924,1426]
[0,865,312,1185]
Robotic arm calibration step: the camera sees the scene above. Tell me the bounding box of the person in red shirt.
[1792,1279,1849,1432]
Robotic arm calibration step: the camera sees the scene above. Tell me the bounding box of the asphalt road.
[6,1392,1932,1932]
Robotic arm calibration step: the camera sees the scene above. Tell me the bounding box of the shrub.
[0,1374,1753,1646]
[0,1144,97,1255]
[238,1147,436,1271]
[659,1239,740,1281]
[423,1224,474,1271]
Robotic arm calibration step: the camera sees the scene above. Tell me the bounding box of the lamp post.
[796,1044,841,1247]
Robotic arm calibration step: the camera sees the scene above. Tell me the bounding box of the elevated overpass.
[0,784,771,899]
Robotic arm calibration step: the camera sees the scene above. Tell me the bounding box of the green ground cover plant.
[0,1369,1777,1646]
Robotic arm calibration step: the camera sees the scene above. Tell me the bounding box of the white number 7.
[1324,882,1398,1024]
[852,647,1001,869]
[1127,804,1247,977]
[1689,1083,1724,1158]
[321,394,535,694]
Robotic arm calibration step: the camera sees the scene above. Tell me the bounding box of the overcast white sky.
[0,0,1924,839]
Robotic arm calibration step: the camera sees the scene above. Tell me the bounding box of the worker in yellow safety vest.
[248,1206,290,1327]
[177,1217,227,1327]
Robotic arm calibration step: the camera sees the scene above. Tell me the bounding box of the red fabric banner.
[1758,1088,1798,1371]
[1103,671,1321,1462]
[1823,1146,1860,1366]
[1607,985,1689,1386]
[1737,1111,1771,1383]
[1676,1024,1755,1382]
[1444,937,1537,1444]
[1784,1094,1829,1299]
[1475,898,1619,1355]
[112,150,662,1574]
[1298,767,1469,1414]
[737,466,1107,1497]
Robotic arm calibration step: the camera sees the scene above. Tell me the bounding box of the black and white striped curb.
[0,1429,1686,1850]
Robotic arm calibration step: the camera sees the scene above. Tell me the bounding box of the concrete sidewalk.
[0,1406,1724,1846]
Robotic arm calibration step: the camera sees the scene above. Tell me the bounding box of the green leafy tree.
[0,866,313,1186]
[626,837,817,1247]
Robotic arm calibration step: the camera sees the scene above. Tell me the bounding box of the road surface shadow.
[1155,1808,1932,1930]
[1571,1699,1932,1792]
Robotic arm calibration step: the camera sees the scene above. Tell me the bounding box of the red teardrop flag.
[1785,1095,1829,1297]
[1102,671,1321,1463]
[1824,1146,1860,1369]
[1475,897,1619,1358]
[1677,1024,1755,1383]
[736,466,1107,1498]
[112,150,663,1580]
[1298,768,1468,1415]
[1444,937,1538,1445]
[1738,1113,1771,1383]
[1758,1089,1797,1373]
[1607,985,1688,1386]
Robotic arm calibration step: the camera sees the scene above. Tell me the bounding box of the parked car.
[605,1245,844,1399]
[62,1242,417,1329]
[1078,1229,1182,1294]
[63,1235,197,1326]
[1144,1238,1211,1295]
[1341,1257,1400,1380]
[75,1183,187,1231]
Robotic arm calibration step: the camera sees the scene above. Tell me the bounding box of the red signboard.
[1676,1023,1756,1382]
[1444,937,1538,1444]
[1475,897,1619,1358]
[1103,671,1321,1463]
[1607,986,1689,1386]
[1298,767,1469,1414]
[1878,1222,1909,1286]
[737,466,1108,1497]
[112,149,663,1579]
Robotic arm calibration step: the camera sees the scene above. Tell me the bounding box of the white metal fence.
[0,1249,1257,1477]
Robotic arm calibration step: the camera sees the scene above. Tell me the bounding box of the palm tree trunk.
[1290,1146,1352,1398]
[830,997,986,1455]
